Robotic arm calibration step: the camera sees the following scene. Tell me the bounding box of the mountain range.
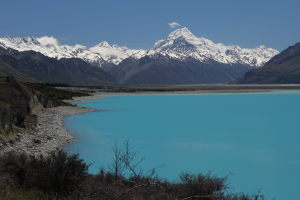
[0,27,279,85]
[238,42,300,84]
[0,47,115,86]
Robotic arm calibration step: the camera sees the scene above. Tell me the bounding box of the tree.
[110,141,123,180]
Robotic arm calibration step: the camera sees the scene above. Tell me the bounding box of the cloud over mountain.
[168,22,181,29]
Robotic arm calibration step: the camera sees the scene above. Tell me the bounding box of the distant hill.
[238,42,300,84]
[0,47,115,86]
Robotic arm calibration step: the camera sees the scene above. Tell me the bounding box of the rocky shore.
[0,106,97,157]
[63,94,106,104]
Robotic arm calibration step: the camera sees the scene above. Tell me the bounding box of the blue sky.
[0,0,299,50]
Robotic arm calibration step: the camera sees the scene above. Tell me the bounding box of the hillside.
[238,42,300,84]
[0,77,68,141]
[0,47,115,86]
[110,55,252,85]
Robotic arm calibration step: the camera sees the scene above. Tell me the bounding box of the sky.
[0,0,299,51]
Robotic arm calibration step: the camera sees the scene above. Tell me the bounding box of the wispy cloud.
[168,22,181,29]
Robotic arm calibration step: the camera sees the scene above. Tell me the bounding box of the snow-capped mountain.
[0,27,278,68]
[148,27,279,67]
[0,36,145,66]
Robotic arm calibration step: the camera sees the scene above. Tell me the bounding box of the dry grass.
[0,182,47,200]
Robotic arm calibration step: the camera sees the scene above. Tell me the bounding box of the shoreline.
[1,87,299,157]
[64,95,107,104]
[63,88,300,104]
[93,89,274,95]
[0,106,97,157]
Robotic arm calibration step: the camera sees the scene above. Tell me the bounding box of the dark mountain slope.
[0,47,115,86]
[109,55,252,85]
[239,42,300,84]
[0,60,37,82]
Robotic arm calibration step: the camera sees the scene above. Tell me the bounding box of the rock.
[33,139,41,144]
[1,106,94,157]
[0,77,67,136]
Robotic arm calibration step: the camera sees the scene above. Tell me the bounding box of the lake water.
[64,92,300,199]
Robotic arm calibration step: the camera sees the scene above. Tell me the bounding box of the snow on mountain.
[88,41,145,65]
[0,36,145,66]
[0,28,279,68]
[148,27,279,67]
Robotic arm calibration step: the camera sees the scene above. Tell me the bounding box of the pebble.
[0,106,97,157]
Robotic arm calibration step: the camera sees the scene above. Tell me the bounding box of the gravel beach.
[0,106,97,157]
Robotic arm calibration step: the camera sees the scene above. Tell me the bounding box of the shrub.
[0,182,47,200]
[0,151,89,197]
[0,148,263,200]
[177,172,227,197]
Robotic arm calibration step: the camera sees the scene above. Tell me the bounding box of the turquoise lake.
[64,92,300,199]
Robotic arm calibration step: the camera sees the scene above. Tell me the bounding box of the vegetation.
[0,77,71,142]
[0,143,265,200]
[29,83,91,101]
[0,183,47,200]
[81,84,300,93]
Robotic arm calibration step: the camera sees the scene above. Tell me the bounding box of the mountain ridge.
[0,47,115,86]
[109,54,252,85]
[238,42,300,84]
[0,27,278,68]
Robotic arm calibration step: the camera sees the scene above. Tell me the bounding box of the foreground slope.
[0,77,66,138]
[239,42,300,84]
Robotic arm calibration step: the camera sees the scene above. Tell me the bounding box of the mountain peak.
[152,27,199,50]
[0,30,279,68]
[151,27,279,67]
[168,27,196,40]
[97,41,111,47]
[4,36,40,45]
